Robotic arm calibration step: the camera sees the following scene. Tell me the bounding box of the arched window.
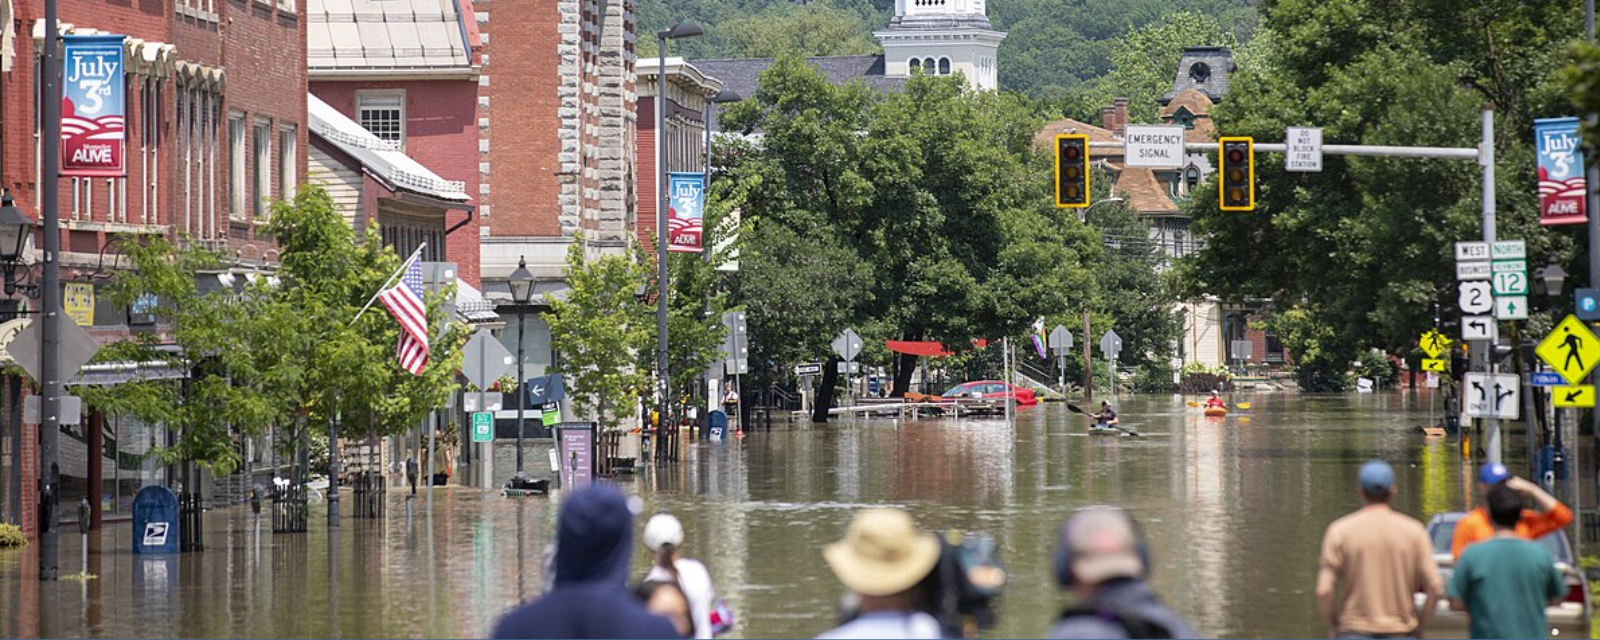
[909,58,921,74]
[923,58,936,74]
[938,58,950,75]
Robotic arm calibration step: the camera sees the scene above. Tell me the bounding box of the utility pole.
[1481,105,1500,464]
[38,0,63,580]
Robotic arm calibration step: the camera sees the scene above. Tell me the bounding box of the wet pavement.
[0,392,1502,638]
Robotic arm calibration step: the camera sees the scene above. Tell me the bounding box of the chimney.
[1100,106,1116,132]
[1111,97,1129,136]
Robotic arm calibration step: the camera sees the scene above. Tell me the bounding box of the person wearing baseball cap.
[642,513,721,639]
[1048,507,1196,639]
[1449,462,1571,560]
[818,508,944,639]
[1316,461,1443,639]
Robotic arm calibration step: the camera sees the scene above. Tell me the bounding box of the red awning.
[884,339,989,357]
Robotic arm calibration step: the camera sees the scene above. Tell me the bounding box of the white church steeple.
[879,0,1005,90]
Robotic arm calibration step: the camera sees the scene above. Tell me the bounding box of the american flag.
[379,260,430,375]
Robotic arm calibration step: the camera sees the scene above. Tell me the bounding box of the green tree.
[1177,0,1581,390]
[546,237,653,429]
[1079,12,1238,122]
[724,4,881,58]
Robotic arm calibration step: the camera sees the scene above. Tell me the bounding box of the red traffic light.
[1218,137,1254,211]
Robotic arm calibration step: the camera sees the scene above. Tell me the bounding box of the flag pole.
[352,243,427,325]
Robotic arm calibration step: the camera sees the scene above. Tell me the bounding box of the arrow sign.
[1463,372,1520,419]
[793,362,822,377]
[1555,384,1597,408]
[1420,358,1446,372]
[832,328,863,362]
[1461,315,1496,342]
[1099,330,1123,359]
[1495,296,1528,320]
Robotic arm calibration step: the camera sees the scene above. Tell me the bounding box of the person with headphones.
[1048,507,1197,639]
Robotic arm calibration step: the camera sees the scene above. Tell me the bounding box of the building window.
[357,91,405,147]
[278,124,297,200]
[253,119,271,217]
[923,58,935,74]
[1265,333,1285,363]
[1172,107,1195,129]
[908,57,921,74]
[938,58,950,75]
[228,112,246,216]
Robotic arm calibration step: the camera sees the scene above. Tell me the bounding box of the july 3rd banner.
[667,172,705,253]
[61,34,127,177]
[1535,117,1586,226]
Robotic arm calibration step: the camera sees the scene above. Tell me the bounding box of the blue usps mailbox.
[132,486,179,554]
[707,410,727,442]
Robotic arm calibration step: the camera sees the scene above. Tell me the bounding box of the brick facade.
[476,0,635,292]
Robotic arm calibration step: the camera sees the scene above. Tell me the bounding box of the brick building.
[0,0,306,537]
[306,0,482,285]
[636,57,722,249]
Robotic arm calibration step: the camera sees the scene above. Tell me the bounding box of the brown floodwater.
[0,392,1492,638]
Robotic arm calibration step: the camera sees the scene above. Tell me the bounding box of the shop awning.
[884,339,989,357]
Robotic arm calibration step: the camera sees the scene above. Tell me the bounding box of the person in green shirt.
[1446,482,1566,639]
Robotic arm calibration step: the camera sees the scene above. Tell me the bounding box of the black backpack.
[1056,604,1175,639]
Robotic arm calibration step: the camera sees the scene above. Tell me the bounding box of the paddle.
[1065,403,1140,437]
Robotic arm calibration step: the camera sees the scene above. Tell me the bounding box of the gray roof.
[1161,46,1235,105]
[689,55,906,100]
[308,0,474,75]
[307,93,471,203]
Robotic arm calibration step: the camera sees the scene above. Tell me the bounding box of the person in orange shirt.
[1450,462,1572,560]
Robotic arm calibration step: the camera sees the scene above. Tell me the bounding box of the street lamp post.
[0,191,26,529]
[38,0,64,574]
[507,257,534,483]
[656,20,703,463]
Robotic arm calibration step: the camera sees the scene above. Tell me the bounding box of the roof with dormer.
[1032,118,1122,157]
[1160,88,1218,142]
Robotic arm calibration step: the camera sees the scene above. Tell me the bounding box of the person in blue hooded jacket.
[493,485,679,639]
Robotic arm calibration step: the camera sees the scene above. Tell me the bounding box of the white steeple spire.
[880,0,1004,90]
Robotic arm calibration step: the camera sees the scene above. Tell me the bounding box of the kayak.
[1089,424,1123,436]
[1203,407,1227,417]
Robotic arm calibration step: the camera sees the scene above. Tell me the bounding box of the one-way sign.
[793,362,822,377]
[1463,372,1520,419]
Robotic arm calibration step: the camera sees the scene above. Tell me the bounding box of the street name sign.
[471,412,494,442]
[1463,372,1521,419]
[1418,329,1449,358]
[1536,315,1600,384]
[1554,385,1597,408]
[1456,262,1492,280]
[1461,315,1496,341]
[1285,127,1323,172]
[1123,125,1186,169]
[1495,296,1529,320]
[1531,372,1566,386]
[1458,281,1493,315]
[1421,358,1446,372]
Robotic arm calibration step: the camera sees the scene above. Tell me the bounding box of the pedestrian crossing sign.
[1419,329,1450,358]
[1536,315,1600,385]
[1421,358,1446,372]
[1554,385,1597,408]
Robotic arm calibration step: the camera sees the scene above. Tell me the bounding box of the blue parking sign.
[1578,288,1600,321]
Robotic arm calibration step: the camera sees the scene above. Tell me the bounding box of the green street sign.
[472,411,494,443]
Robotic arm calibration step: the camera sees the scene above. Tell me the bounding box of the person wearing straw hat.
[818,508,944,639]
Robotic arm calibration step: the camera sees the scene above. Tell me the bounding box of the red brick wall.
[637,100,655,245]
[479,0,560,238]
[310,80,482,285]
[218,0,307,249]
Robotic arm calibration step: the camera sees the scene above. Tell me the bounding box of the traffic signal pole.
[1084,107,1499,459]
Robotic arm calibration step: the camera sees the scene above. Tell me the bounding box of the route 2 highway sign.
[1458,281,1493,314]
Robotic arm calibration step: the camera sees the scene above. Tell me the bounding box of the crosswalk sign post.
[1536,315,1600,384]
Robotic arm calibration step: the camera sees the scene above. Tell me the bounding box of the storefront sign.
[1535,117,1587,226]
[667,172,705,253]
[61,35,126,177]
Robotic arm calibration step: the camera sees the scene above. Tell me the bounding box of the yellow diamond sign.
[1536,315,1600,385]
[1419,329,1450,359]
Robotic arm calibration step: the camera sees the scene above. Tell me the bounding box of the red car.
[941,381,1038,406]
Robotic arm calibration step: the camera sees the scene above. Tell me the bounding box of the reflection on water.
[0,392,1474,638]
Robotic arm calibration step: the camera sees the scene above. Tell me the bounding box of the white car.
[1414,512,1591,639]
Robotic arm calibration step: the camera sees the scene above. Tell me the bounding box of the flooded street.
[0,392,1490,638]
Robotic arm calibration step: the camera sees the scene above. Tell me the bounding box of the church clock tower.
[876,0,1006,90]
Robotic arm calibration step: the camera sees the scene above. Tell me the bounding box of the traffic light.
[1218,137,1254,211]
[1055,134,1089,208]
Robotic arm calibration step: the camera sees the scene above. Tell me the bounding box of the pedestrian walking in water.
[492,485,678,639]
[1047,507,1197,639]
[404,454,418,496]
[817,508,944,639]
[636,580,696,639]
[1451,462,1571,560]
[1316,460,1442,639]
[643,513,721,639]
[1447,482,1566,639]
